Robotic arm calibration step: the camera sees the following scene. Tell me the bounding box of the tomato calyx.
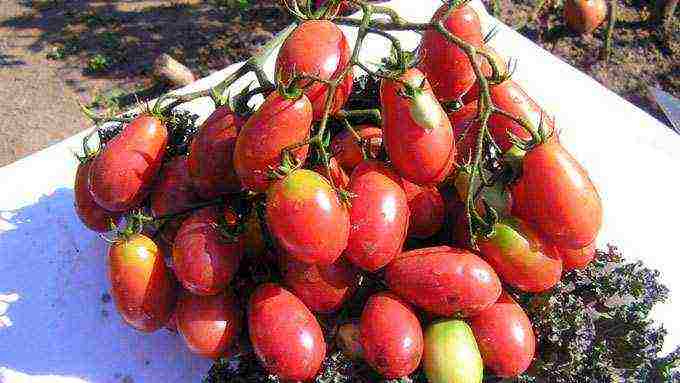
[212,209,246,244]
[269,149,304,180]
[396,80,444,134]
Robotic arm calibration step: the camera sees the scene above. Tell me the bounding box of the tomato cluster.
[74,3,603,381]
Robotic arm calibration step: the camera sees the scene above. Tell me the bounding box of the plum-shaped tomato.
[512,137,602,249]
[385,246,501,316]
[187,105,242,199]
[266,169,350,265]
[477,219,562,292]
[381,68,455,185]
[555,241,596,271]
[330,125,383,172]
[234,91,312,192]
[360,292,423,379]
[282,257,360,313]
[150,156,200,241]
[469,301,536,377]
[276,20,353,120]
[423,320,483,383]
[175,291,241,359]
[74,159,120,232]
[109,234,177,332]
[313,157,350,189]
[248,283,326,381]
[343,161,409,271]
[564,0,607,34]
[419,4,483,102]
[89,115,167,211]
[403,178,445,239]
[173,206,243,295]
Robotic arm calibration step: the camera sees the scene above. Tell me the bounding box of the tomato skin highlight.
[276,20,353,120]
[89,115,167,211]
[150,156,200,241]
[266,169,350,265]
[564,0,607,34]
[478,219,563,292]
[343,161,409,271]
[172,206,243,296]
[74,160,121,232]
[176,291,241,359]
[381,68,456,185]
[109,234,177,332]
[423,320,484,383]
[403,178,445,239]
[313,157,350,189]
[385,246,501,317]
[330,125,383,172]
[188,106,242,199]
[556,241,596,271]
[234,92,312,192]
[248,283,326,381]
[419,4,483,102]
[282,256,359,313]
[512,138,602,249]
[469,302,536,377]
[360,292,424,379]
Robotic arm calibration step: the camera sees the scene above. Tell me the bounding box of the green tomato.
[423,320,483,383]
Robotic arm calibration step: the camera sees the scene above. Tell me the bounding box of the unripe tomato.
[556,241,596,271]
[403,178,445,239]
[313,157,350,189]
[248,283,326,381]
[282,257,359,313]
[512,138,602,249]
[381,68,455,185]
[564,0,607,34]
[419,4,483,102]
[109,234,177,332]
[478,219,563,292]
[187,106,242,199]
[173,206,243,295]
[276,20,353,120]
[330,125,383,172]
[150,156,200,241]
[343,161,409,271]
[234,91,312,192]
[89,115,167,211]
[360,292,423,379]
[74,159,120,232]
[176,291,241,359]
[469,302,535,377]
[266,169,350,265]
[423,320,483,383]
[385,246,501,316]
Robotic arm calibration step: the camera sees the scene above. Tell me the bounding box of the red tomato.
[469,302,536,377]
[172,206,243,295]
[266,169,350,265]
[403,177,445,239]
[330,125,383,172]
[234,91,312,192]
[248,283,326,381]
[448,102,479,165]
[462,46,506,104]
[109,234,177,332]
[282,256,359,313]
[419,4,483,102]
[381,68,455,185]
[276,20,353,120]
[478,219,563,292]
[74,160,120,232]
[89,115,167,211]
[313,157,350,189]
[564,0,607,34]
[512,138,602,249]
[176,291,241,359]
[385,246,501,316]
[343,161,409,271]
[360,292,423,379]
[187,106,242,199]
[556,241,596,271]
[150,156,200,241]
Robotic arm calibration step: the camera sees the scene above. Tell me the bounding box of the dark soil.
[488,0,679,125]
